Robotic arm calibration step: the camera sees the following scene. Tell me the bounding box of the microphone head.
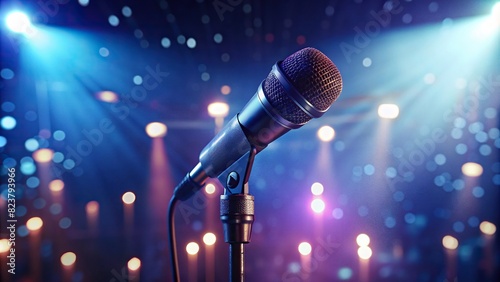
[263,47,343,125]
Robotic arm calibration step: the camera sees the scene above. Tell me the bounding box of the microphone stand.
[217,146,257,282]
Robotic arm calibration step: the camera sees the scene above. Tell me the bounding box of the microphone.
[173,47,343,200]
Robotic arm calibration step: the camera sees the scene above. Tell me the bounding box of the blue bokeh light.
[1,116,17,130]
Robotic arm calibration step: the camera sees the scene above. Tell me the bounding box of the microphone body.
[174,48,343,200]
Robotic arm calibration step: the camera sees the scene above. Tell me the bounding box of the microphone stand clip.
[218,144,257,282]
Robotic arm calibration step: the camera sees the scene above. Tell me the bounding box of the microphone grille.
[263,47,343,124]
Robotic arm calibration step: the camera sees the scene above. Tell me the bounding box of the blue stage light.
[5,11,31,33]
[493,2,500,17]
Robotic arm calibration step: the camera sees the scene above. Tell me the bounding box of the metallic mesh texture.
[263,47,343,124]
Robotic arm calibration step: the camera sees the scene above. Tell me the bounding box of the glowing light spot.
[385,216,396,228]
[1,69,14,80]
[187,38,197,48]
[1,116,16,130]
[311,198,325,213]
[205,183,216,194]
[207,102,229,118]
[378,104,399,119]
[480,221,496,235]
[145,122,167,138]
[63,159,75,169]
[362,57,372,67]
[364,164,375,175]
[86,201,99,214]
[310,182,324,196]
[5,11,31,33]
[133,75,143,85]
[161,37,171,48]
[203,232,216,246]
[332,208,344,219]
[25,138,39,151]
[108,15,119,27]
[26,217,43,231]
[177,35,186,44]
[201,72,210,81]
[53,130,66,141]
[49,179,64,192]
[122,192,136,205]
[78,0,90,6]
[26,177,40,188]
[186,242,199,255]
[434,154,446,165]
[59,217,71,229]
[221,85,231,95]
[357,246,372,260]
[337,267,353,280]
[492,2,500,17]
[298,242,312,256]
[472,186,484,198]
[96,91,118,103]
[33,148,54,163]
[461,162,483,177]
[99,47,109,57]
[0,136,7,147]
[442,235,458,250]
[61,252,76,266]
[0,239,9,253]
[356,233,370,247]
[214,33,223,43]
[317,125,335,142]
[128,257,141,271]
[122,6,132,17]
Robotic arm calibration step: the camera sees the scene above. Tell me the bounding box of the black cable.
[167,196,180,282]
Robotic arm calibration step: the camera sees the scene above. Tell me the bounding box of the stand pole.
[229,243,244,282]
[220,194,254,282]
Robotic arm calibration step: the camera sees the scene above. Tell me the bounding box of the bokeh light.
[127,257,141,271]
[221,85,231,95]
[298,242,312,255]
[61,252,77,266]
[49,179,65,192]
[311,198,325,213]
[186,242,199,255]
[357,246,373,260]
[479,221,496,235]
[145,122,167,138]
[378,104,399,119]
[203,232,216,246]
[122,192,136,204]
[317,126,335,142]
[26,217,43,231]
[461,162,483,177]
[33,148,54,163]
[205,183,216,194]
[356,233,370,247]
[442,235,458,250]
[207,102,229,118]
[311,182,324,196]
[0,239,10,253]
[96,91,119,103]
[86,201,99,214]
